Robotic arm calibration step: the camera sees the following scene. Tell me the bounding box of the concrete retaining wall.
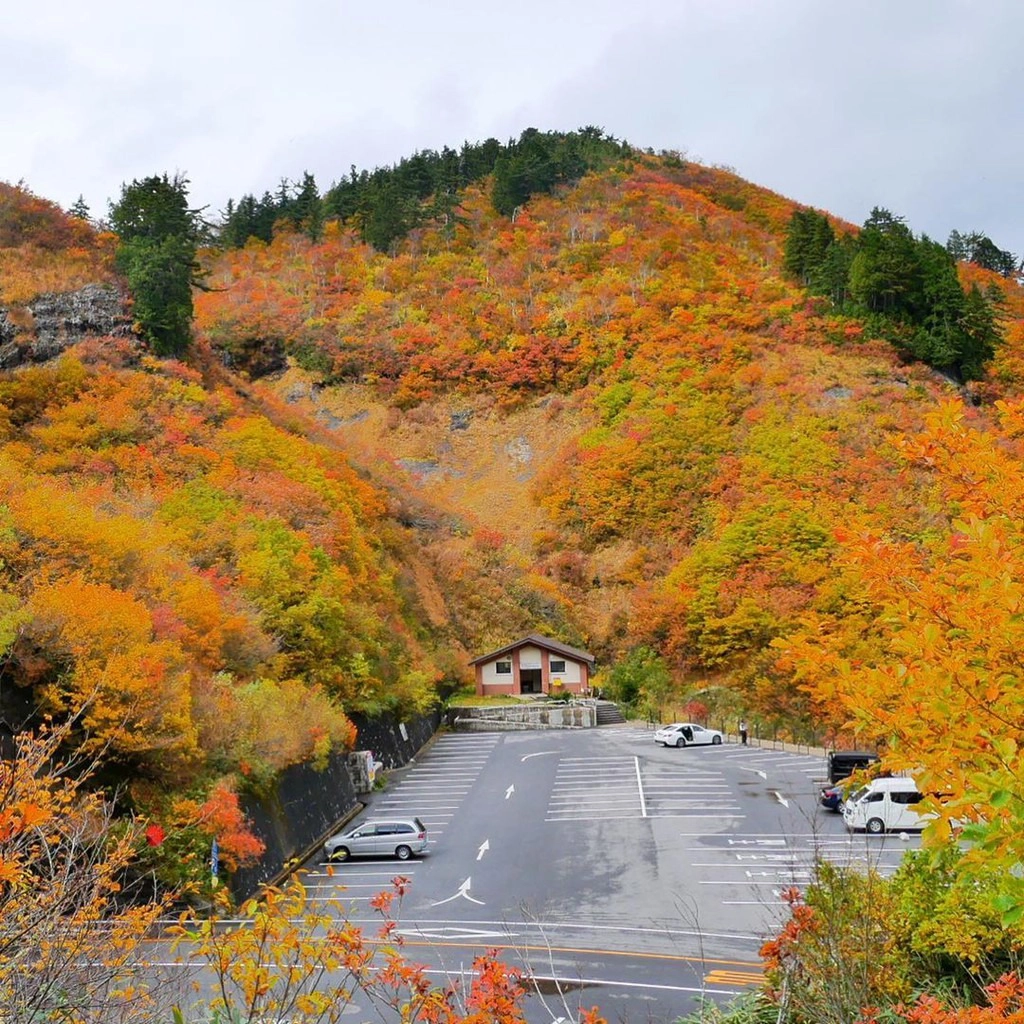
[231,708,441,897]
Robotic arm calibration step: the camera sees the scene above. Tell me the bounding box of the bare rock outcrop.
[0,284,134,369]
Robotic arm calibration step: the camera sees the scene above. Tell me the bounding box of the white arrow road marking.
[739,767,768,779]
[430,876,485,907]
[521,751,559,761]
[477,840,490,861]
[771,790,790,808]
[727,838,786,846]
[505,784,515,799]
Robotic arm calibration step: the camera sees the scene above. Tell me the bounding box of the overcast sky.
[6,0,1023,250]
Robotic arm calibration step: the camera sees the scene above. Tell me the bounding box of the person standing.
[739,720,748,745]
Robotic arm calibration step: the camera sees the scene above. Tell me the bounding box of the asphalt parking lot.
[306,727,919,1023]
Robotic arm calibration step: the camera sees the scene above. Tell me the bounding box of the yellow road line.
[397,938,761,969]
[704,970,764,986]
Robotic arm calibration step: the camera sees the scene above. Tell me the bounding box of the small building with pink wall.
[470,634,596,696]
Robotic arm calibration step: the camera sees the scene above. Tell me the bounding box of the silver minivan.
[324,817,428,862]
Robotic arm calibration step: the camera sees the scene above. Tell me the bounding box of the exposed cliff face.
[0,310,14,351]
[0,284,134,369]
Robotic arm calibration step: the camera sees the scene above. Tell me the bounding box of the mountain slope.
[196,151,1024,734]
[3,152,1023,875]
[0,184,448,877]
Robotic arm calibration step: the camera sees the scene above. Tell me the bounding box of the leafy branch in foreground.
[0,720,174,1022]
[171,873,600,1024]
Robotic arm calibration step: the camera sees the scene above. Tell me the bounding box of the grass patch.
[447,694,532,707]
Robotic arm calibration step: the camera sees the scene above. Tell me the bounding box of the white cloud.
[3,0,1022,248]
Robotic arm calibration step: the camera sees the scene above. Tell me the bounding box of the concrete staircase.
[594,700,626,725]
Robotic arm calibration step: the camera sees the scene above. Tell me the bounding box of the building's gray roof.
[469,633,596,667]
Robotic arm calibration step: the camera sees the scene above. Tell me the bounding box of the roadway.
[305,726,920,1023]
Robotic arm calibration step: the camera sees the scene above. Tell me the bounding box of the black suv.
[826,750,878,785]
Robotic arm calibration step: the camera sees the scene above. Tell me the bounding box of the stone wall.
[231,708,441,897]
[447,702,596,730]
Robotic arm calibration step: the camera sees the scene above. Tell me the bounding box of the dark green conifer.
[109,174,204,357]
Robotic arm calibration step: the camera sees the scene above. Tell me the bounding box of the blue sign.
[211,838,219,879]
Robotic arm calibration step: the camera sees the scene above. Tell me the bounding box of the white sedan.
[654,723,724,748]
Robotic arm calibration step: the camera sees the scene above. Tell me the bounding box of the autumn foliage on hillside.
[0,181,117,305]
[6,145,1024,1019]
[0,351,441,877]
[196,150,1024,1019]
[194,153,1024,735]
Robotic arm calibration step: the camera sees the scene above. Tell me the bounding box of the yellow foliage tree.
[777,400,1024,920]
[27,575,199,770]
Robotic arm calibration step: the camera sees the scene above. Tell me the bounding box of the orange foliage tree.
[777,400,1024,918]
[173,872,608,1024]
[0,719,173,1022]
[0,353,439,885]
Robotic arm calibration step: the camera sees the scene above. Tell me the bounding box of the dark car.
[820,783,845,812]
[827,750,879,785]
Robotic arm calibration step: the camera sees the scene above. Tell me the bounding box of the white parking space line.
[648,813,745,819]
[723,756,800,767]
[305,881,413,890]
[652,804,744,812]
[423,755,493,760]
[553,777,630,784]
[383,797,467,805]
[385,790,470,797]
[423,752,496,759]
[398,808,452,815]
[700,879,806,886]
[548,796,639,805]
[304,871,419,880]
[545,754,644,820]
[644,784,733,792]
[545,813,645,821]
[408,754,495,760]
[695,855,841,866]
[331,734,502,852]
[413,753,493,761]
[557,765,633,771]
[307,894,400,903]
[386,793,470,801]
[688,839,913,856]
[385,784,474,792]
[425,751,495,758]
[545,804,640,814]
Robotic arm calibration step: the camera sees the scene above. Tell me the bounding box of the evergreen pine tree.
[848,208,923,318]
[958,283,1003,379]
[910,237,969,369]
[291,172,323,240]
[67,195,91,221]
[109,174,203,356]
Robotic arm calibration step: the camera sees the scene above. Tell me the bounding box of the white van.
[842,777,934,834]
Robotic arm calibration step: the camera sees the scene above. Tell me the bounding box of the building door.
[519,669,542,694]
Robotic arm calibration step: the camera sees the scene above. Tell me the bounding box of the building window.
[550,660,566,673]
[495,661,512,674]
